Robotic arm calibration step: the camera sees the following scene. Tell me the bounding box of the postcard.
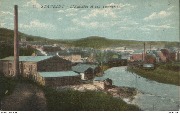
[0,0,179,112]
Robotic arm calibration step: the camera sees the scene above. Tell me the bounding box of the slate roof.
[38,71,79,78]
[0,56,53,62]
[72,64,98,73]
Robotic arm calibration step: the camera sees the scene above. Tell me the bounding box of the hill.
[0,28,179,49]
[0,28,39,58]
[0,28,59,43]
[68,36,179,49]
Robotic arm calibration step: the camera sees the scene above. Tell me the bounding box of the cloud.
[20,19,55,30]
[79,10,87,13]
[57,2,135,25]
[0,22,6,27]
[57,17,62,21]
[83,8,117,19]
[117,24,150,33]
[167,6,175,11]
[72,18,116,29]
[144,10,171,21]
[119,17,139,25]
[147,24,174,30]
[57,8,79,17]
[82,2,135,20]
[64,27,80,32]
[0,11,13,16]
[119,27,131,30]
[138,26,151,31]
[24,0,42,9]
[105,3,135,10]
[66,13,77,17]
[66,8,79,13]
[57,8,78,14]
[72,18,99,28]
[57,10,64,13]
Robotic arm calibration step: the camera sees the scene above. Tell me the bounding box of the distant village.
[0,37,179,88]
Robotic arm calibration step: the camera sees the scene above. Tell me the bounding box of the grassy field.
[44,88,140,111]
[127,62,180,86]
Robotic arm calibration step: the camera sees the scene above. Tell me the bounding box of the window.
[28,65,33,71]
[12,71,14,75]
[33,66,36,71]
[9,63,12,68]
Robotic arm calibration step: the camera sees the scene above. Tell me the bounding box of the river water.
[94,66,180,111]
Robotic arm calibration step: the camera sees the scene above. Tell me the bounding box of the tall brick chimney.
[14,5,19,77]
[143,42,146,62]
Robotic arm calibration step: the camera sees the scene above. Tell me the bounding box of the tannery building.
[0,56,72,79]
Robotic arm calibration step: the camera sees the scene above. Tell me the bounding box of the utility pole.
[14,5,20,78]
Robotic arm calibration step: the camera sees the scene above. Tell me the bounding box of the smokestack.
[178,51,180,61]
[14,5,19,77]
[144,42,146,62]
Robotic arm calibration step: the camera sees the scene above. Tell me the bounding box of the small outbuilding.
[72,64,101,80]
[143,63,155,70]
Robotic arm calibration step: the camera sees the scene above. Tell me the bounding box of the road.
[1,83,47,111]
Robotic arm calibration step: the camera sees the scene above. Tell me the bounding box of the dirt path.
[1,83,47,111]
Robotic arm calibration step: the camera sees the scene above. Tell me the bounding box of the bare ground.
[1,83,47,111]
[56,83,138,103]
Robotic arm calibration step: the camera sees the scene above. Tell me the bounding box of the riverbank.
[44,83,140,111]
[93,66,180,111]
[127,63,180,86]
[55,82,138,104]
[0,75,140,111]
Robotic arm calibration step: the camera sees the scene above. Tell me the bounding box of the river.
[94,66,180,111]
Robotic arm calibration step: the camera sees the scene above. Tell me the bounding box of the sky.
[0,0,179,41]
